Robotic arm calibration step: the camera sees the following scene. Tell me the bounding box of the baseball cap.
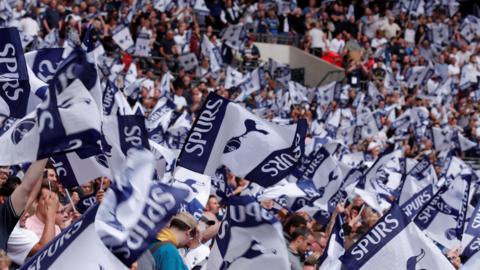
[171,211,198,231]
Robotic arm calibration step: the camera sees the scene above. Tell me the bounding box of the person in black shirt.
[0,160,47,251]
[42,0,61,33]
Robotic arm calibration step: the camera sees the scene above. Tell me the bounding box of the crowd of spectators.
[1,0,480,269]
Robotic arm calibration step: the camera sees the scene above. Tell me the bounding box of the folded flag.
[177,92,306,187]
[206,195,289,269]
[95,149,189,266]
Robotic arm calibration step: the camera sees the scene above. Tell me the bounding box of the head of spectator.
[25,183,61,238]
[205,195,220,215]
[283,214,307,239]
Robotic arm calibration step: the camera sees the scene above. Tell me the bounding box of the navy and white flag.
[201,34,222,73]
[206,195,289,270]
[399,157,436,220]
[415,173,471,249]
[159,71,173,97]
[294,147,344,212]
[452,131,478,151]
[432,126,453,151]
[316,81,336,106]
[0,27,43,118]
[461,201,480,259]
[430,23,449,44]
[20,204,128,270]
[149,139,176,181]
[166,110,192,150]
[405,66,434,88]
[102,114,150,173]
[146,96,176,142]
[177,92,307,187]
[225,66,245,89]
[317,214,345,270]
[459,63,479,90]
[221,23,246,50]
[75,190,100,214]
[340,204,455,270]
[95,149,189,266]
[257,179,321,212]
[112,26,134,51]
[24,48,65,85]
[178,52,198,71]
[171,167,211,220]
[268,58,291,87]
[134,32,151,56]
[235,67,265,102]
[287,81,308,104]
[102,80,129,116]
[49,152,110,188]
[0,53,103,165]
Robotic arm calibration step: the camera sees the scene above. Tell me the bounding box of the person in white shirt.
[308,22,328,52]
[381,16,400,39]
[174,22,190,54]
[371,30,388,49]
[328,32,345,54]
[173,86,187,110]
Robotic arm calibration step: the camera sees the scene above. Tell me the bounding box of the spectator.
[25,183,62,238]
[241,36,260,69]
[0,160,46,251]
[287,227,309,270]
[42,0,61,33]
[149,212,198,270]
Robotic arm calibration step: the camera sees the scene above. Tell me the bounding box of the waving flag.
[49,152,110,188]
[221,24,247,50]
[178,52,198,71]
[0,27,44,118]
[171,166,211,220]
[268,58,291,87]
[134,32,151,56]
[102,114,150,173]
[206,195,289,269]
[112,26,134,51]
[201,34,223,73]
[461,201,480,260]
[340,204,455,270]
[316,81,337,106]
[24,48,65,85]
[0,52,103,164]
[20,204,128,270]
[146,96,176,143]
[95,149,189,266]
[415,173,471,249]
[317,214,345,270]
[225,66,245,89]
[178,92,306,187]
[235,67,265,102]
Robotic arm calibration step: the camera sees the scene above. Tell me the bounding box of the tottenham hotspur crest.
[11,118,36,145]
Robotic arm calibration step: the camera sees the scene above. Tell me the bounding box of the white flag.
[112,26,134,51]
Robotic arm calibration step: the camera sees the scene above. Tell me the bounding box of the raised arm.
[11,159,48,216]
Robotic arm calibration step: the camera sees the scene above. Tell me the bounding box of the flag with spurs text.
[177,92,307,187]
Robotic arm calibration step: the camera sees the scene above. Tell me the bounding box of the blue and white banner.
[316,81,337,106]
[49,152,110,188]
[0,27,43,118]
[221,24,246,51]
[24,48,65,85]
[95,149,189,266]
[112,26,134,51]
[134,32,151,56]
[461,201,480,259]
[0,54,103,165]
[178,92,306,187]
[340,204,455,270]
[146,96,176,142]
[102,113,150,173]
[235,67,265,102]
[317,214,345,270]
[225,66,245,89]
[178,52,198,72]
[268,58,291,87]
[415,174,471,249]
[171,166,211,220]
[201,34,222,73]
[206,195,289,269]
[20,204,128,270]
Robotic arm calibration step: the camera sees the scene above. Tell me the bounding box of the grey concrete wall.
[255,42,345,87]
